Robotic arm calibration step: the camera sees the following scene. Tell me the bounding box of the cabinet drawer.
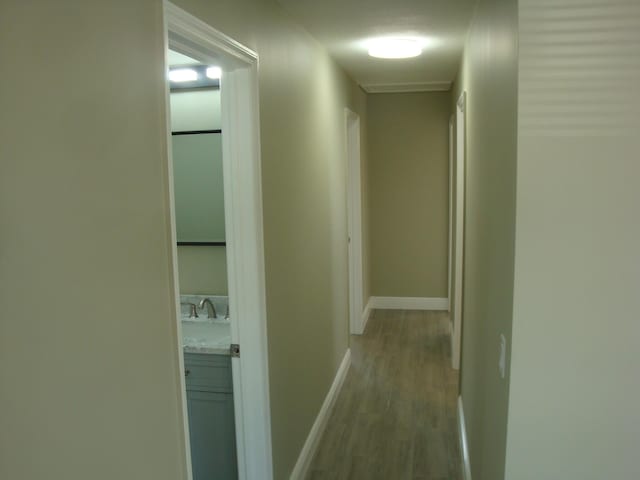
[184,353,232,393]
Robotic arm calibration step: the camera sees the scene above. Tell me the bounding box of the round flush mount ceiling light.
[367,38,423,59]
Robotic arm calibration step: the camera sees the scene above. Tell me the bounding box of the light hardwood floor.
[306,309,461,480]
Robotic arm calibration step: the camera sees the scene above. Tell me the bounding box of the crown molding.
[361,81,452,94]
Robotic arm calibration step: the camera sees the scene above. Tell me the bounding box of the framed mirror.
[170,87,225,246]
[172,131,225,244]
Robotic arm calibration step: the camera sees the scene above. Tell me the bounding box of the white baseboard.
[289,349,352,479]
[458,396,472,480]
[450,321,457,369]
[370,296,449,311]
[361,298,372,333]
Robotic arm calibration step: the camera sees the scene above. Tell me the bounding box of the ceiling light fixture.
[206,66,222,80]
[367,38,423,59]
[169,68,198,82]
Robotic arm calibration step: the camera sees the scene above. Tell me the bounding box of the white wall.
[506,1,640,478]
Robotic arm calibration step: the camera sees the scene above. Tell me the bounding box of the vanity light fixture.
[206,66,222,79]
[169,68,198,82]
[367,38,423,59]
[168,66,220,90]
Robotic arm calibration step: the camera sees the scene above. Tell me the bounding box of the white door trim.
[163,3,273,480]
[452,92,466,370]
[345,109,365,335]
[448,115,454,314]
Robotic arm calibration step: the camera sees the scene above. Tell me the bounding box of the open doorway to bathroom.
[163,3,273,480]
[168,46,237,479]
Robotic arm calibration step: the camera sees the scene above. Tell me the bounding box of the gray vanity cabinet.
[184,353,237,480]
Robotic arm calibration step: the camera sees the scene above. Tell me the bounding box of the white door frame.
[345,109,365,335]
[452,92,466,370]
[163,3,273,480]
[448,115,454,313]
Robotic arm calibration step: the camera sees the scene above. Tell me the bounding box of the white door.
[345,109,364,335]
[452,92,466,370]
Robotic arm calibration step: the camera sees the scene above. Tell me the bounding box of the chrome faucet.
[181,302,198,318]
[199,298,217,319]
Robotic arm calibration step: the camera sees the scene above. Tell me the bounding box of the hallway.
[307,310,461,480]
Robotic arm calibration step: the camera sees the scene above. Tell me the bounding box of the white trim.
[369,297,449,311]
[165,2,256,66]
[222,65,273,480]
[452,91,466,371]
[164,4,273,480]
[448,115,454,314]
[290,350,352,480]
[457,396,472,480]
[161,11,193,478]
[361,81,452,93]
[345,109,365,335]
[361,298,372,333]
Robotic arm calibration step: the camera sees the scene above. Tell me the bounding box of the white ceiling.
[168,50,201,67]
[277,0,477,91]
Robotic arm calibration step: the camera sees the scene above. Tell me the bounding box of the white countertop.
[181,318,231,355]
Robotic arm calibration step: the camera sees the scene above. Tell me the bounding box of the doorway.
[163,3,273,480]
[451,92,466,370]
[345,109,365,335]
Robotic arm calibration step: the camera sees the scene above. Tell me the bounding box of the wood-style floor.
[306,309,461,480]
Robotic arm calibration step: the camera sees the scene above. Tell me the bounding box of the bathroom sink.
[181,319,231,354]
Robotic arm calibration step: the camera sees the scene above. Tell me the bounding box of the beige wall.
[0,1,366,479]
[367,92,450,298]
[451,0,518,478]
[0,2,187,479]
[505,1,640,478]
[177,247,228,295]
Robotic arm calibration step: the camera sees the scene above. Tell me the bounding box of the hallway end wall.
[367,92,450,300]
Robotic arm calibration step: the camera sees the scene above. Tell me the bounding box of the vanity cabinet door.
[184,353,232,392]
[186,390,238,480]
[184,353,237,480]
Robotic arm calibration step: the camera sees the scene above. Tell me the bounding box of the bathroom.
[168,48,237,479]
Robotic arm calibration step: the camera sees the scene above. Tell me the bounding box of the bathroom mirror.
[170,88,225,245]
